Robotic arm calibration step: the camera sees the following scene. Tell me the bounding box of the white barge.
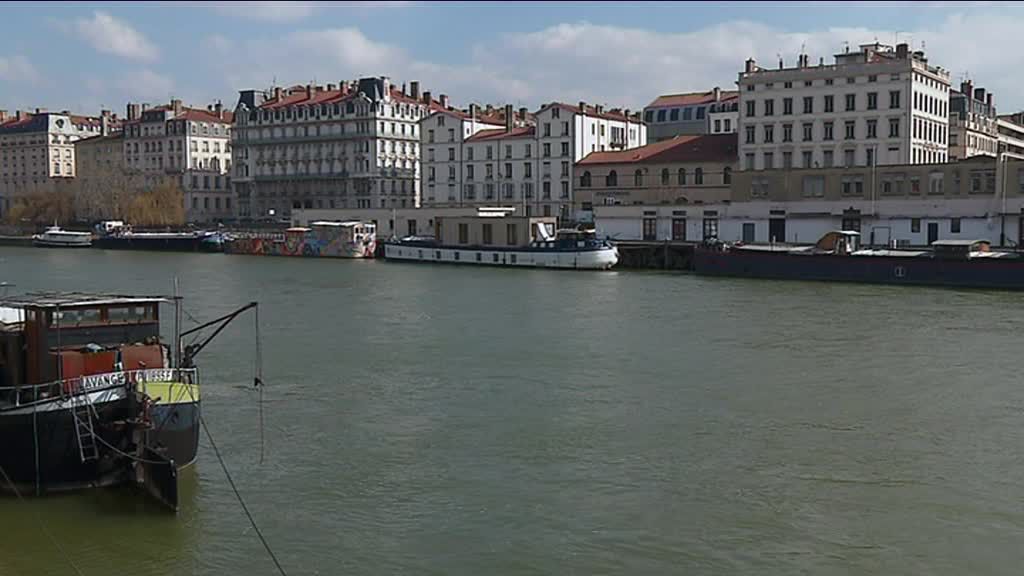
[383,210,618,270]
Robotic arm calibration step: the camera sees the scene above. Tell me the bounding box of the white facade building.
[122,99,234,223]
[737,43,951,172]
[948,82,998,161]
[997,113,1024,160]
[420,102,507,206]
[232,77,432,221]
[421,101,646,220]
[0,109,115,217]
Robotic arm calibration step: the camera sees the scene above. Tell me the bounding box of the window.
[702,218,719,240]
[507,223,518,245]
[843,149,855,167]
[783,98,793,115]
[845,93,856,111]
[486,146,493,160]
[695,107,706,120]
[561,142,569,157]
[661,169,670,185]
[678,168,687,185]
[580,171,591,187]
[746,101,755,117]
[657,110,666,122]
[448,147,455,161]
[745,125,755,144]
[683,108,693,120]
[802,122,813,141]
[745,153,755,170]
[763,152,774,170]
[695,167,704,184]
[482,223,493,245]
[723,166,731,184]
[672,218,687,241]
[951,218,961,234]
[560,181,569,198]
[866,148,875,167]
[524,163,532,178]
[543,123,551,136]
[642,218,657,241]
[825,95,834,113]
[890,90,901,109]
[783,151,793,169]
[714,119,721,132]
[783,124,793,142]
[669,108,679,121]
[911,218,921,233]
[802,175,825,197]
[763,125,774,143]
[841,175,864,196]
[929,171,944,195]
[606,170,617,186]
[764,99,774,116]
[505,163,512,178]
[910,175,921,195]
[634,169,643,187]
[867,119,878,139]
[824,122,834,141]
[889,118,900,138]
[467,165,475,180]
[867,92,878,110]
[644,110,654,123]
[845,120,855,140]
[803,96,814,114]
[750,176,769,197]
[543,143,551,157]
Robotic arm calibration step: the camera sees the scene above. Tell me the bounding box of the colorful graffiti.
[226,224,376,259]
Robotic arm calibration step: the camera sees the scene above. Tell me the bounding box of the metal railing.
[0,368,198,408]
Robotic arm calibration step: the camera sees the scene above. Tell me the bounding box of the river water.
[1,246,1023,575]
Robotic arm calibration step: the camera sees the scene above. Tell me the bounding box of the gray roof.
[0,292,168,309]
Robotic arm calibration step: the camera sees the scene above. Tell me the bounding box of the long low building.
[594,155,1024,247]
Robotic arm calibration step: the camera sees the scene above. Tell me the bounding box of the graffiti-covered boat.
[225,221,376,259]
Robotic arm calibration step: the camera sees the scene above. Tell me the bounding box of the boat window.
[107,305,155,324]
[50,308,102,327]
[492,253,499,263]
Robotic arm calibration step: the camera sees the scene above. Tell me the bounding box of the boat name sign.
[80,369,178,391]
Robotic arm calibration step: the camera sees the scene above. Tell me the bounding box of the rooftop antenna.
[843,41,850,54]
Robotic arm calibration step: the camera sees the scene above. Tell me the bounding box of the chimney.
[713,86,721,102]
[975,87,986,102]
[273,87,282,101]
[171,98,183,115]
[15,110,24,121]
[422,90,432,104]
[778,57,783,70]
[380,77,391,100]
[896,43,909,59]
[35,107,43,114]
[409,81,420,100]
[0,110,6,123]
[579,100,586,113]
[744,58,756,73]
[101,114,110,136]
[215,101,224,119]
[987,93,993,108]
[141,103,149,112]
[126,103,140,121]
[519,107,527,121]
[306,83,315,98]
[485,104,494,115]
[819,56,824,66]
[326,83,336,91]
[505,104,513,132]
[401,82,407,95]
[340,80,350,94]
[440,94,450,109]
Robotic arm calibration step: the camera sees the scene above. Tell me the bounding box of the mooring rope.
[254,304,265,465]
[0,462,87,576]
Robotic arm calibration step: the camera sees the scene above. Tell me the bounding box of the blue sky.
[2,1,1024,116]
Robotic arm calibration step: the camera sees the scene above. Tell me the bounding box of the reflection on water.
[2,247,1024,575]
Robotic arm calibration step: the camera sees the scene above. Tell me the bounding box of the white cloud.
[74,11,159,62]
[200,6,1024,112]
[0,54,39,84]
[118,69,175,101]
[210,1,412,22]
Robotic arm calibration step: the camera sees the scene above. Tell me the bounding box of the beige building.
[574,133,737,237]
[0,109,117,218]
[122,100,234,223]
[73,132,133,221]
[948,82,998,161]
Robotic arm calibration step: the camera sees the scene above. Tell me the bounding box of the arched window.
[723,166,732,185]
[606,170,617,187]
[661,168,670,185]
[678,168,687,185]
[695,167,704,185]
[580,171,591,188]
[634,169,643,187]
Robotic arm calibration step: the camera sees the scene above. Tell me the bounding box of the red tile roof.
[646,90,739,109]
[177,108,234,124]
[428,105,506,126]
[542,102,640,123]
[465,126,536,142]
[577,133,737,165]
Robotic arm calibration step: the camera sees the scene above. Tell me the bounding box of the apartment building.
[737,42,951,171]
[420,100,646,220]
[122,99,234,222]
[644,88,738,141]
[997,113,1024,160]
[0,109,116,217]
[232,77,432,221]
[420,101,508,206]
[574,134,737,235]
[948,82,998,160]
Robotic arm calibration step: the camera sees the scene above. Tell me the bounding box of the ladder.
[72,403,99,463]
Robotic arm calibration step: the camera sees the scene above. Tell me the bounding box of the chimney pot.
[340,81,350,94]
[975,87,986,102]
[744,58,756,73]
[579,101,587,113]
[987,93,993,107]
[505,104,513,132]
[326,83,336,91]
[519,107,527,121]
[410,81,420,100]
[440,94,450,109]
[0,110,6,123]
[422,90,432,104]
[713,86,721,102]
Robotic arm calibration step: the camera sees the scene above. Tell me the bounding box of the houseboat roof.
[932,239,989,246]
[0,292,168,310]
[310,220,370,227]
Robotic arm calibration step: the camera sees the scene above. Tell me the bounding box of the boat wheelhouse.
[383,209,618,270]
[0,291,257,510]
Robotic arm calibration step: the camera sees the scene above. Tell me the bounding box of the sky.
[2,1,1024,117]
